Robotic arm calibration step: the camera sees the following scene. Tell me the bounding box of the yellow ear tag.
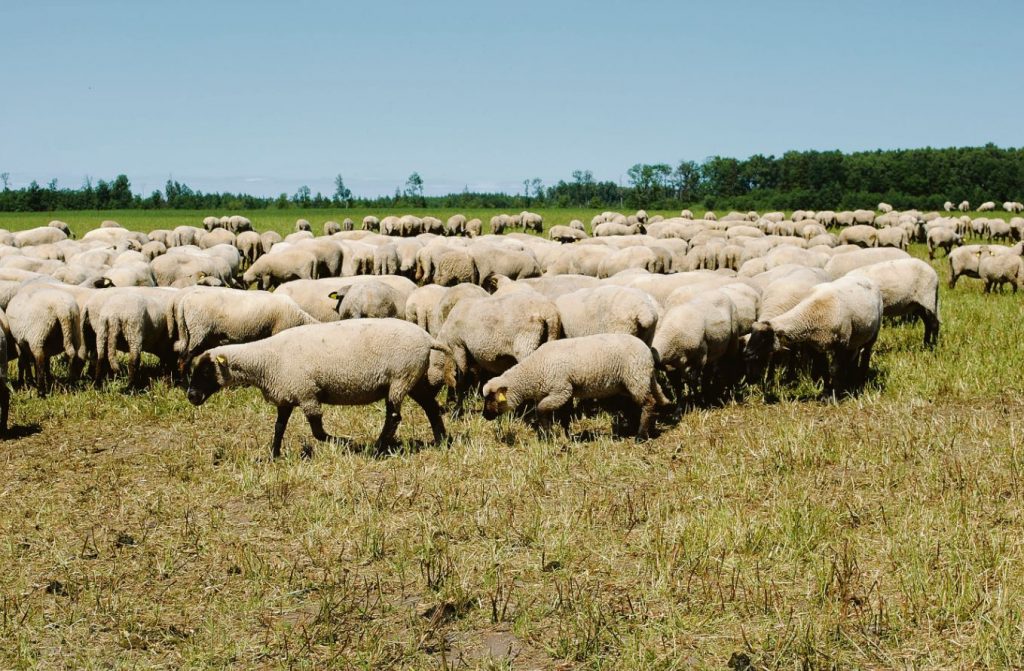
[496,392,506,402]
[216,356,226,364]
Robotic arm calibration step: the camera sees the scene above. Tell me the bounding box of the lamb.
[979,251,1024,293]
[555,286,660,344]
[171,287,319,372]
[6,285,84,394]
[480,334,665,439]
[329,280,404,319]
[242,249,319,289]
[744,276,883,394]
[849,259,940,346]
[186,320,447,456]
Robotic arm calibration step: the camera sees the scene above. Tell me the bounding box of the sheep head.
[328,288,351,314]
[481,380,511,420]
[186,353,228,405]
[744,322,778,380]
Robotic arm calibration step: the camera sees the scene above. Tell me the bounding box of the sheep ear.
[328,291,339,299]
[216,355,226,365]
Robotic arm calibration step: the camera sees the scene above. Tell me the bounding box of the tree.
[110,174,132,208]
[275,192,289,209]
[405,172,424,199]
[1,173,9,191]
[292,185,311,206]
[333,174,352,206]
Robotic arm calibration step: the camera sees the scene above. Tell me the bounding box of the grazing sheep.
[878,202,893,213]
[979,251,1024,293]
[987,219,1012,242]
[295,219,312,232]
[465,218,482,237]
[84,287,177,385]
[405,284,449,334]
[838,225,877,248]
[362,216,380,231]
[97,261,157,288]
[849,259,940,346]
[6,286,83,394]
[260,231,283,254]
[48,220,73,238]
[959,201,970,212]
[171,287,318,372]
[593,222,645,237]
[481,334,665,439]
[14,227,67,247]
[944,201,955,212]
[926,227,963,259]
[745,276,883,394]
[235,230,263,266]
[653,292,739,407]
[187,320,447,456]
[555,286,659,344]
[275,276,416,322]
[323,220,342,236]
[242,249,319,289]
[978,201,996,212]
[329,280,403,319]
[549,225,588,243]
[875,226,909,250]
[446,214,467,236]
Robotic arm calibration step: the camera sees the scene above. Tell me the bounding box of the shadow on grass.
[3,423,42,440]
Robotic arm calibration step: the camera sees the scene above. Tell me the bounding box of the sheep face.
[187,354,226,406]
[743,322,777,380]
[481,384,511,420]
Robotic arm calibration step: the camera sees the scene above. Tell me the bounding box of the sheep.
[258,231,282,255]
[48,220,73,238]
[275,276,417,322]
[849,259,940,346]
[405,284,449,334]
[481,334,665,439]
[323,220,342,235]
[593,222,645,237]
[433,249,478,286]
[14,227,68,248]
[838,225,877,248]
[295,219,312,232]
[944,201,955,212]
[875,226,909,250]
[329,280,404,319]
[824,248,911,279]
[446,214,467,236]
[978,201,996,212]
[465,218,482,237]
[97,261,157,288]
[186,319,447,456]
[100,220,122,228]
[6,285,84,394]
[171,287,319,372]
[745,276,883,394]
[549,225,588,243]
[362,216,380,231]
[653,292,740,407]
[959,201,970,212]
[878,202,893,213]
[242,249,319,289]
[434,291,560,411]
[83,287,177,385]
[926,227,963,259]
[199,228,236,249]
[555,286,659,344]
[979,251,1024,293]
[987,219,1013,242]
[470,244,541,282]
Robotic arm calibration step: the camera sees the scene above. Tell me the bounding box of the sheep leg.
[305,413,346,446]
[374,400,402,454]
[921,308,940,348]
[535,389,571,438]
[636,395,657,441]
[270,405,293,458]
[409,381,447,446]
[0,383,7,436]
[34,352,49,397]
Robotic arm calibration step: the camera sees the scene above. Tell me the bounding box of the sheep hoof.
[300,443,314,460]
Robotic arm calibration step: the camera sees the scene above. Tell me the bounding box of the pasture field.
[1,211,1023,669]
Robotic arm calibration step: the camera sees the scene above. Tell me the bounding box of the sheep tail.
[105,316,121,372]
[58,308,79,361]
[172,295,189,354]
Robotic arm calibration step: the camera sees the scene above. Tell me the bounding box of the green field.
[1,211,1023,668]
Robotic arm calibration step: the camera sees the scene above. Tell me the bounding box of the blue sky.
[1,0,1021,197]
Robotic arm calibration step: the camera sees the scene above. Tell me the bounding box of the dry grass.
[1,225,1023,668]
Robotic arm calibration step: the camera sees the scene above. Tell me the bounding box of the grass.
[1,212,1024,668]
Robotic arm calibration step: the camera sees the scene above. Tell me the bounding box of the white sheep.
[329,280,404,319]
[979,250,1024,293]
[481,334,666,439]
[555,286,659,344]
[187,319,447,456]
[849,258,940,346]
[745,276,883,394]
[6,285,84,394]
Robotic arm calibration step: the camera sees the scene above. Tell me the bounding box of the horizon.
[2,0,1021,197]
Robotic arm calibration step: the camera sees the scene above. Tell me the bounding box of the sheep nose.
[186,388,205,405]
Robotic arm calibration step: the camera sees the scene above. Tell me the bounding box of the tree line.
[2,144,1022,213]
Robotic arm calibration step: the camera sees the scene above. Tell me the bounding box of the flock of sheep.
[0,200,1017,453]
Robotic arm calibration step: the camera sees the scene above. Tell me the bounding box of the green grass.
[1,216,1023,668]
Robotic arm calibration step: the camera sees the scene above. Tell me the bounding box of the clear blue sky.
[2,0,1021,197]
